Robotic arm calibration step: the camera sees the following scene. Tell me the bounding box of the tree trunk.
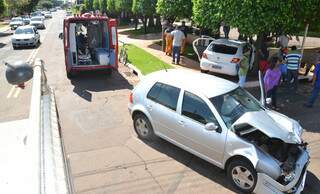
[134,16,138,30]
[143,16,147,34]
[250,33,268,75]
[155,15,161,28]
[148,15,154,27]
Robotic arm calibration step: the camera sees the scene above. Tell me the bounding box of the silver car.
[30,16,45,29]
[128,69,309,194]
[9,17,24,30]
[11,26,40,49]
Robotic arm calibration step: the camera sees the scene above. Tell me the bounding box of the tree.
[84,0,94,11]
[132,0,157,33]
[156,0,193,23]
[93,0,100,10]
[0,0,6,16]
[107,0,116,16]
[38,0,53,9]
[100,0,107,13]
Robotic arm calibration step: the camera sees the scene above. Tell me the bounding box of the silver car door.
[175,91,226,165]
[145,82,181,137]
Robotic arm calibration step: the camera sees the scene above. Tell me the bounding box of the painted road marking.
[6,86,16,98]
[13,87,21,98]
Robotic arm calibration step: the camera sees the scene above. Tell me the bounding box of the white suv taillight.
[231,58,240,63]
[129,92,133,103]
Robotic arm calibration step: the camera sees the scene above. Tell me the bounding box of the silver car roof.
[144,69,238,98]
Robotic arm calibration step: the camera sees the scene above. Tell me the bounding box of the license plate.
[212,65,222,69]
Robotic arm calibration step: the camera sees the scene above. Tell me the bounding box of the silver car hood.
[233,110,302,144]
[30,21,43,24]
[12,34,35,39]
[10,21,23,25]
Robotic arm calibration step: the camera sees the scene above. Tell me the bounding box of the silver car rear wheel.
[133,113,155,141]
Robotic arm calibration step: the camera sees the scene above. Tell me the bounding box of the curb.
[126,63,144,79]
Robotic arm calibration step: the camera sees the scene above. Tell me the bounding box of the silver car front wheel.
[227,159,257,193]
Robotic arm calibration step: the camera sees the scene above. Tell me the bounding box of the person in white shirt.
[170,26,185,65]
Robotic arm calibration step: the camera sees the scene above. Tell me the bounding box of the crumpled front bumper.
[253,149,309,194]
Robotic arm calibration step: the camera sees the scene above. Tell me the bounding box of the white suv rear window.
[210,44,238,55]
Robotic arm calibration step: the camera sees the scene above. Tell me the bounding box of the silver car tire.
[133,113,155,141]
[227,159,257,193]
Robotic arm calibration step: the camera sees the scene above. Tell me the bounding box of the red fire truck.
[62,13,118,78]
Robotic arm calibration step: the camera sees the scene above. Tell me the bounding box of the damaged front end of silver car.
[229,112,310,194]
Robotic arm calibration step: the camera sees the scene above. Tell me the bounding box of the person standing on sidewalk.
[171,26,185,65]
[238,51,250,87]
[285,46,301,92]
[304,60,320,108]
[179,21,189,54]
[264,56,281,109]
[164,25,173,56]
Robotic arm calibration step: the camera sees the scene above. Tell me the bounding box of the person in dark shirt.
[304,58,320,108]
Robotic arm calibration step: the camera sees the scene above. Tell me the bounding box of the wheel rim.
[231,166,254,190]
[135,118,149,137]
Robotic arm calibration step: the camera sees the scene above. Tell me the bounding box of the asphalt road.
[0,11,320,194]
[0,14,53,122]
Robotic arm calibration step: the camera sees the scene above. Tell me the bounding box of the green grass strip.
[125,44,173,75]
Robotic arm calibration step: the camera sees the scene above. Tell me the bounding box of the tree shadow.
[70,70,133,102]
[0,43,6,48]
[0,32,13,37]
[119,29,162,41]
[142,138,244,194]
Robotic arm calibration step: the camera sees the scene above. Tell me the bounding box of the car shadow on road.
[143,138,244,194]
[303,171,320,194]
[70,70,133,102]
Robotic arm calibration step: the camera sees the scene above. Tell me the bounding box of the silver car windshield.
[210,87,263,128]
[12,18,22,22]
[31,18,42,21]
[15,28,34,34]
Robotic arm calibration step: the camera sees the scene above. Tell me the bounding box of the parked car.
[30,17,45,29]
[200,39,255,76]
[128,69,309,194]
[66,11,72,17]
[21,15,31,25]
[44,11,53,18]
[9,17,24,30]
[11,26,40,49]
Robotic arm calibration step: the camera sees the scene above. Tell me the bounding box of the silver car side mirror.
[266,98,272,105]
[205,122,219,132]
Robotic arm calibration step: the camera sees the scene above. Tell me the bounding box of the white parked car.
[44,11,52,18]
[11,26,40,49]
[30,17,45,29]
[9,17,24,30]
[200,39,255,76]
[128,69,309,194]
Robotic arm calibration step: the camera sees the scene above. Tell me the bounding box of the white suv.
[200,39,255,76]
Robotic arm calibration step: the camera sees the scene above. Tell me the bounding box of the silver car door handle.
[146,104,152,110]
[178,120,184,126]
